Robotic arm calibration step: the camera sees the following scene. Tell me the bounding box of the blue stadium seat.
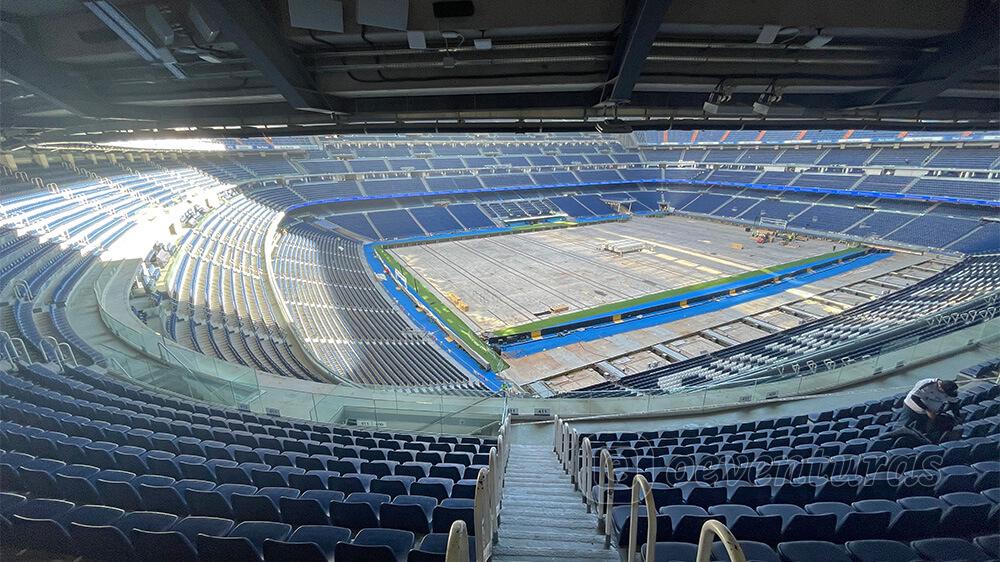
[334,528,415,562]
[196,521,291,562]
[845,540,922,562]
[11,503,124,553]
[776,541,852,562]
[130,516,234,562]
[279,495,332,526]
[711,540,779,562]
[70,511,179,561]
[974,535,1000,558]
[186,484,256,518]
[408,532,477,562]
[643,541,698,562]
[910,538,991,561]
[262,525,351,562]
[756,504,836,542]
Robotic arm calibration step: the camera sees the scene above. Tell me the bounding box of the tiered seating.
[883,215,981,248]
[706,170,761,184]
[0,360,498,561]
[757,171,798,185]
[447,204,495,230]
[776,149,825,165]
[682,193,732,214]
[1,169,229,366]
[409,206,463,235]
[562,380,1000,561]
[927,148,999,170]
[550,196,597,217]
[297,160,349,174]
[948,223,1000,254]
[788,206,872,232]
[741,199,810,222]
[853,175,914,193]
[367,209,426,239]
[737,150,781,164]
[867,148,935,168]
[292,180,363,201]
[795,174,862,190]
[845,212,917,238]
[568,253,1000,396]
[818,148,876,167]
[166,195,316,382]
[907,178,999,201]
[326,213,380,239]
[272,223,481,391]
[635,129,1000,145]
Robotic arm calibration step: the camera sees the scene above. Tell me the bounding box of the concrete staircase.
[492,444,618,562]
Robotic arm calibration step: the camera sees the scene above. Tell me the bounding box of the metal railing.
[471,399,511,562]
[444,520,471,562]
[697,520,747,562]
[599,451,748,562]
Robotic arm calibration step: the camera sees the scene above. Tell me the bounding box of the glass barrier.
[90,257,1000,433]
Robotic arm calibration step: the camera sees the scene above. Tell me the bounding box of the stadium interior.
[0,1,999,561]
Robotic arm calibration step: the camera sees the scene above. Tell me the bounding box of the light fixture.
[703,81,733,114]
[83,1,187,79]
[753,83,782,115]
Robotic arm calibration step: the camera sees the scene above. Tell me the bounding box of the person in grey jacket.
[896,377,961,434]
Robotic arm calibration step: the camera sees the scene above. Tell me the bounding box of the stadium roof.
[1,0,998,144]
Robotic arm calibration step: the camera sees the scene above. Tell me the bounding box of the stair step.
[495,534,609,549]
[492,544,619,561]
[502,498,587,509]
[504,489,580,499]
[500,521,600,535]
[496,445,618,561]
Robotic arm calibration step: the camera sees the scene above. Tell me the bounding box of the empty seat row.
[1,493,467,562]
[643,536,999,562]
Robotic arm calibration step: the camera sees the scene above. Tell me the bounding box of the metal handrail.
[469,399,510,562]
[108,356,133,379]
[561,419,572,472]
[13,280,33,301]
[473,465,493,562]
[157,341,196,376]
[0,331,22,362]
[42,336,68,368]
[444,520,471,562]
[570,428,580,484]
[696,520,747,562]
[9,336,31,363]
[625,474,657,562]
[580,437,594,511]
[56,342,79,367]
[553,416,563,457]
[597,448,615,541]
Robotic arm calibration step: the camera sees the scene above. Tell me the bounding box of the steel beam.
[195,0,347,114]
[844,0,999,109]
[0,29,107,117]
[597,0,673,106]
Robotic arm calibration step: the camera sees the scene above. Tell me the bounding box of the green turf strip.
[493,246,863,338]
[376,246,509,372]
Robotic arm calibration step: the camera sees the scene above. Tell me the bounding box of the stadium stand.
[0,359,509,562]
[1,130,999,562]
[567,252,1000,396]
[272,222,478,391]
[555,378,1000,562]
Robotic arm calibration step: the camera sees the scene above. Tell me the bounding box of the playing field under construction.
[389,215,844,336]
